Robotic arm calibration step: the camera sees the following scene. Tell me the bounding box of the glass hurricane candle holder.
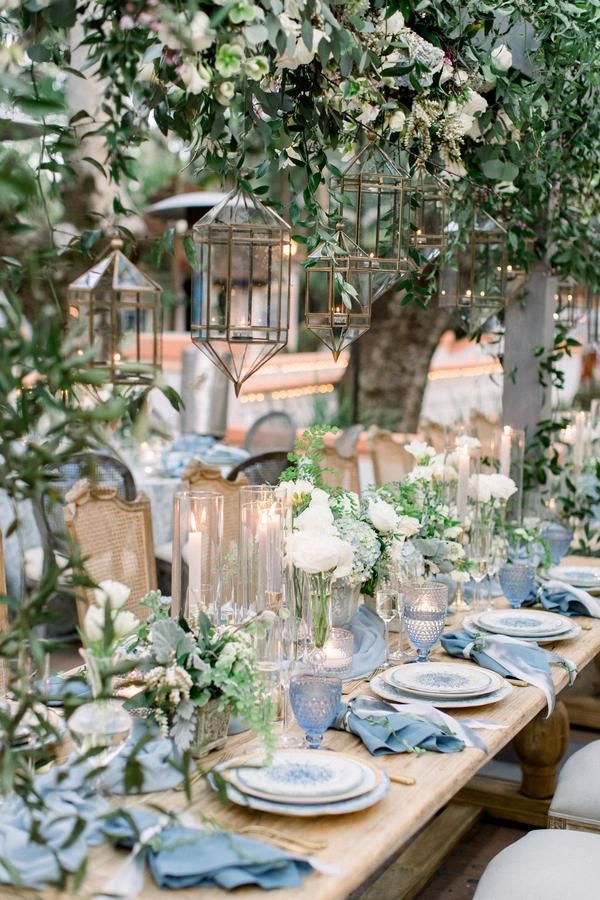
[322,628,354,678]
[492,426,525,522]
[240,500,286,617]
[403,581,448,663]
[171,490,223,620]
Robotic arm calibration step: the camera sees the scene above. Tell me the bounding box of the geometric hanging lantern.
[67,237,163,385]
[191,187,292,396]
[588,292,599,344]
[304,225,377,361]
[338,136,409,299]
[437,209,509,310]
[399,160,449,265]
[554,279,588,330]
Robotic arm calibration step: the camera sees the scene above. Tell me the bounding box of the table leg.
[513,700,569,799]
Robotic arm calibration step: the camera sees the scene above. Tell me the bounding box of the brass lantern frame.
[338,138,409,297]
[588,292,599,343]
[438,209,509,311]
[399,161,449,264]
[67,237,163,385]
[554,279,588,330]
[304,225,376,361]
[191,188,292,396]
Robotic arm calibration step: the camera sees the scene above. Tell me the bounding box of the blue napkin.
[103,808,315,892]
[346,605,387,680]
[333,696,466,754]
[0,778,109,889]
[442,629,576,714]
[524,580,600,618]
[34,673,91,706]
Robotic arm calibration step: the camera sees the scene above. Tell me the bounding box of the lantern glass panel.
[305,231,375,360]
[555,281,587,330]
[192,189,292,395]
[400,165,448,263]
[438,211,508,310]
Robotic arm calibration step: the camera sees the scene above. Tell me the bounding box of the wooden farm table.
[33,559,600,900]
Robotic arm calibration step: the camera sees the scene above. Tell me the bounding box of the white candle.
[456,445,470,521]
[187,513,203,597]
[574,411,586,469]
[500,426,512,478]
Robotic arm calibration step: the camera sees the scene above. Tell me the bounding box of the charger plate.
[225,750,382,805]
[548,566,600,592]
[209,757,389,817]
[463,614,581,645]
[477,609,572,638]
[371,673,512,709]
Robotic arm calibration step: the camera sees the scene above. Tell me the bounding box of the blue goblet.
[289,673,342,749]
[499,562,536,608]
[403,581,448,663]
[541,521,574,566]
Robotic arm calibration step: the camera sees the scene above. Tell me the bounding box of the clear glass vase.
[331,576,361,627]
[305,570,334,664]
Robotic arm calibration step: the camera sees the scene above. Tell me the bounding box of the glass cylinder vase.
[304,570,334,655]
[240,500,286,617]
[171,490,223,621]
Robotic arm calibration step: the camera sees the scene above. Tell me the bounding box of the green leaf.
[481,159,519,181]
[27,45,52,63]
[183,235,196,269]
[79,229,102,251]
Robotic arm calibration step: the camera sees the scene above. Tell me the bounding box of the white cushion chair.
[473,829,600,900]
[548,740,600,832]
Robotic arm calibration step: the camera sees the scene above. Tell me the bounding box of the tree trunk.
[348,290,450,432]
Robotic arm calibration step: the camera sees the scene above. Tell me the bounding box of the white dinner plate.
[549,566,600,591]
[227,750,379,804]
[371,673,512,709]
[210,756,389,817]
[463,614,582,645]
[477,609,572,638]
[385,663,504,698]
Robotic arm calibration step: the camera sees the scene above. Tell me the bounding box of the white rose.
[491,44,512,71]
[310,487,330,506]
[333,539,355,580]
[367,499,399,534]
[275,478,314,503]
[179,62,210,94]
[462,89,488,118]
[93,580,131,610]
[454,69,469,85]
[189,10,215,51]
[113,610,140,638]
[468,474,492,504]
[386,10,405,33]
[439,62,453,85]
[404,440,436,461]
[294,498,336,533]
[444,525,462,539]
[83,605,104,642]
[388,110,406,132]
[357,104,379,125]
[456,434,481,450]
[216,81,235,105]
[397,515,420,537]
[488,473,518,501]
[289,531,353,575]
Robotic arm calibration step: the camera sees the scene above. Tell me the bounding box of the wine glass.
[375,585,397,665]
[278,615,307,749]
[499,561,536,609]
[541,521,574,566]
[485,535,508,612]
[254,613,282,752]
[69,700,132,791]
[403,581,448,663]
[289,672,342,749]
[467,523,493,610]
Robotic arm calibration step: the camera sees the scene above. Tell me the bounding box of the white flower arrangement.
[82,580,140,649]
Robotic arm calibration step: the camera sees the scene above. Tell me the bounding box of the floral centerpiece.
[126,598,274,757]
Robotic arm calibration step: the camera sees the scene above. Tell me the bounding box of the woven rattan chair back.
[420,420,447,454]
[470,412,498,457]
[369,430,414,485]
[244,412,296,455]
[181,461,249,551]
[37,453,136,556]
[64,480,156,626]
[0,532,8,695]
[319,447,360,493]
[227,451,292,486]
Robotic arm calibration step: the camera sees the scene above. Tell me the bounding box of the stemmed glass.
[254,613,282,752]
[541,521,574,566]
[375,585,397,666]
[68,698,132,793]
[467,523,493,610]
[278,615,307,749]
[499,561,536,609]
[485,535,507,612]
[403,581,448,663]
[289,672,342,750]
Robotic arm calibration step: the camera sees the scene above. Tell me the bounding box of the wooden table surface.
[35,557,600,899]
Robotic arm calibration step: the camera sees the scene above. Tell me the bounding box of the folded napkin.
[0,780,109,889]
[101,808,317,896]
[34,673,90,706]
[39,720,184,795]
[333,695,488,754]
[442,629,576,715]
[346,605,387,680]
[524,579,600,618]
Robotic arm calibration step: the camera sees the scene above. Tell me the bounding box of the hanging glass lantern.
[338,137,409,298]
[191,187,292,396]
[67,237,162,385]
[588,292,599,344]
[304,225,376,361]
[399,161,449,264]
[438,209,509,310]
[554,280,587,330]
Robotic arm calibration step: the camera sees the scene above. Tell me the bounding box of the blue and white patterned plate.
[478,609,571,638]
[388,662,500,698]
[371,673,512,709]
[210,756,389,817]
[549,566,600,591]
[463,614,581,645]
[227,750,380,805]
